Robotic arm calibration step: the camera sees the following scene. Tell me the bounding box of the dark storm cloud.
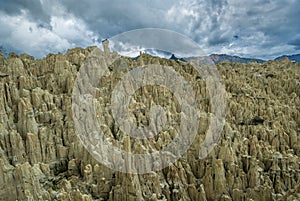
[288,36,300,49]
[0,0,50,25]
[58,0,175,37]
[0,0,299,59]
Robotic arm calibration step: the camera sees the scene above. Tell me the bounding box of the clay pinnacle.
[102,39,110,54]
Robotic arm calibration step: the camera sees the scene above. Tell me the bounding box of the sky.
[0,0,299,60]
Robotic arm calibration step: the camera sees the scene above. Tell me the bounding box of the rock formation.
[0,45,299,200]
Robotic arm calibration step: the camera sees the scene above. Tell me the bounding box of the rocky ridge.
[0,47,299,200]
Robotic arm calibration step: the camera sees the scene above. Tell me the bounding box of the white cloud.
[0,12,69,57]
[0,2,100,58]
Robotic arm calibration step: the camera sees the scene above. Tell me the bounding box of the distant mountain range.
[274,54,300,62]
[208,54,265,64]
[173,53,300,64]
[169,54,187,62]
[173,54,265,64]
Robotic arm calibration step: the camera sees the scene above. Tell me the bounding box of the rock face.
[0,46,299,201]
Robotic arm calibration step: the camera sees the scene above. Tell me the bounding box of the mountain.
[133,52,300,64]
[169,54,186,62]
[275,54,300,62]
[209,54,265,64]
[184,54,265,65]
[133,53,265,64]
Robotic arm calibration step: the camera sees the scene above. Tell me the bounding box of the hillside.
[181,54,265,65]
[208,54,265,64]
[0,47,299,201]
[275,54,300,62]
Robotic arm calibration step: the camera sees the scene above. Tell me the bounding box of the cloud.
[0,0,299,59]
[0,0,50,24]
[0,1,100,57]
[109,29,205,58]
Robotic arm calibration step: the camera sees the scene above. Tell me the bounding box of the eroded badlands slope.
[0,48,299,200]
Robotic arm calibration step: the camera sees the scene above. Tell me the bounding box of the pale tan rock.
[17,100,37,137]
[9,130,26,165]
[0,158,18,200]
[0,48,299,200]
[26,133,42,164]
[213,159,228,197]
